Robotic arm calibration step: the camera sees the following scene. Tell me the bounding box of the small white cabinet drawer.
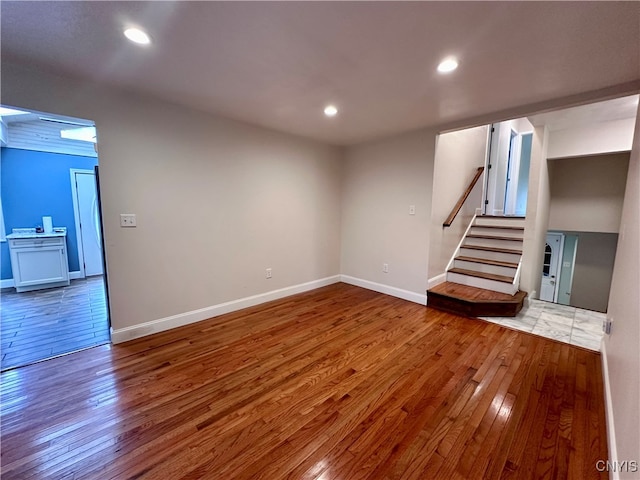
[9,237,65,248]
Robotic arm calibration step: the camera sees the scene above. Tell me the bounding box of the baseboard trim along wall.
[600,339,620,480]
[340,275,427,306]
[427,273,446,290]
[111,275,342,344]
[0,271,82,289]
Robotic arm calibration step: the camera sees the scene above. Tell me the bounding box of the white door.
[74,172,104,276]
[540,233,563,302]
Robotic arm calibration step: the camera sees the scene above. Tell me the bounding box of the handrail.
[443,166,484,227]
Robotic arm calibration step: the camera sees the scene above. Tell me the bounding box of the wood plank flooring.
[0,276,109,371]
[0,283,608,479]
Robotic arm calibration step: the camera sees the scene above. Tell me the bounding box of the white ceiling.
[2,1,639,146]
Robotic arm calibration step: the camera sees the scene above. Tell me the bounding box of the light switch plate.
[409,205,416,215]
[120,214,137,227]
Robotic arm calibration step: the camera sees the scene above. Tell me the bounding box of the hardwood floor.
[0,283,608,479]
[0,276,109,371]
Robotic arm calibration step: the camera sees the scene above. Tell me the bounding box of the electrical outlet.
[120,214,137,227]
[603,318,612,335]
[383,263,389,273]
[266,268,272,279]
[409,205,416,215]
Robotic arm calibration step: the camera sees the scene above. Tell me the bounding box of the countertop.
[7,228,67,239]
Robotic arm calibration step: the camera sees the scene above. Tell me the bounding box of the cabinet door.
[12,247,68,286]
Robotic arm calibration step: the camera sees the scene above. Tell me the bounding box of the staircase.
[428,215,527,317]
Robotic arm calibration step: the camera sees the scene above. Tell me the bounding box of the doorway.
[484,120,532,217]
[71,169,104,277]
[0,106,110,371]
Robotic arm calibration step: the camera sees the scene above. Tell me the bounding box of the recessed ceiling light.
[437,57,458,74]
[324,105,338,117]
[124,27,151,45]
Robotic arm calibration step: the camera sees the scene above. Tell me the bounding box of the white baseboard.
[69,271,82,280]
[0,270,82,289]
[427,273,446,289]
[111,275,341,344]
[340,275,427,305]
[600,339,620,480]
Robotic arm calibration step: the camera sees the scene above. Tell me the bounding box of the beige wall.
[548,153,629,233]
[603,103,640,477]
[547,117,635,159]
[564,232,618,313]
[2,62,343,336]
[520,126,551,297]
[428,125,488,279]
[340,129,435,296]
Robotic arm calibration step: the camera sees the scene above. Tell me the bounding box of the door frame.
[504,129,521,216]
[70,168,96,279]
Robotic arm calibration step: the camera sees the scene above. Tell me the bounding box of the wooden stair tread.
[429,282,526,302]
[448,268,514,284]
[466,234,523,242]
[460,244,523,255]
[472,225,524,231]
[427,282,527,317]
[455,256,518,269]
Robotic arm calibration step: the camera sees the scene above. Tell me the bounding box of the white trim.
[111,275,341,344]
[600,339,620,480]
[428,273,446,289]
[0,270,82,289]
[69,271,82,280]
[340,275,427,305]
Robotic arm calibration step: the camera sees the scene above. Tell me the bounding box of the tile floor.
[0,276,109,371]
[479,298,605,351]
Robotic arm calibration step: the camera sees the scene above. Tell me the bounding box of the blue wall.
[1,148,98,280]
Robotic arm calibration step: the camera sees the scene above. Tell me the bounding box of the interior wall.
[428,125,488,279]
[520,126,551,297]
[550,231,617,312]
[546,117,636,159]
[1,62,343,334]
[1,147,98,278]
[548,153,629,233]
[603,102,640,475]
[340,128,435,296]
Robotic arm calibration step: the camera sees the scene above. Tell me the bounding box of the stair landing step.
[472,225,524,231]
[466,234,523,242]
[448,268,514,284]
[461,245,522,255]
[455,256,518,269]
[427,282,527,317]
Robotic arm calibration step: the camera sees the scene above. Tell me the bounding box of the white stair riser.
[459,247,521,264]
[446,272,518,295]
[464,237,524,249]
[453,259,517,277]
[470,227,524,239]
[474,217,526,228]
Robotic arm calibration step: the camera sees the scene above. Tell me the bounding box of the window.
[542,243,552,276]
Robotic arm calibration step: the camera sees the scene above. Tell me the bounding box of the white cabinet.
[8,235,70,292]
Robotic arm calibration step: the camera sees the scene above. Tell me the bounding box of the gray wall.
[548,153,629,233]
[554,231,618,313]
